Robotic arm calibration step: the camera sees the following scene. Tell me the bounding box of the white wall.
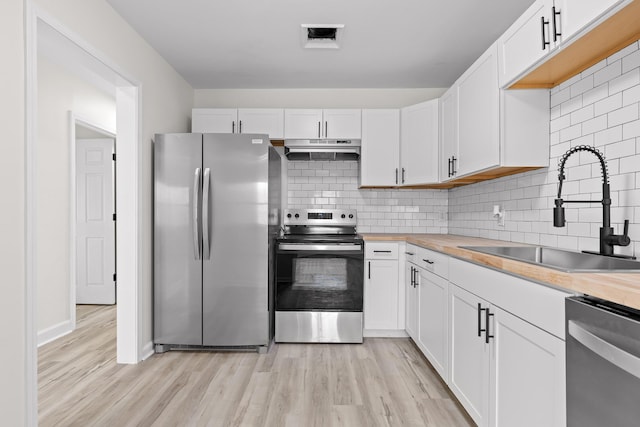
[449,41,640,258]
[36,57,116,335]
[194,88,447,108]
[34,0,194,352]
[1,0,25,424]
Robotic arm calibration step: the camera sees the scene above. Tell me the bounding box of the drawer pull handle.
[423,259,434,264]
[405,252,415,255]
[373,250,392,253]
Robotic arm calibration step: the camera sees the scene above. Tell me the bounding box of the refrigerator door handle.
[202,168,211,260]
[192,167,201,260]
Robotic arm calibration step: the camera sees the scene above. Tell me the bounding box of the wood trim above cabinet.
[511,0,640,89]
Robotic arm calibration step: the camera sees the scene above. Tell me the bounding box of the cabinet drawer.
[415,247,449,279]
[365,242,399,260]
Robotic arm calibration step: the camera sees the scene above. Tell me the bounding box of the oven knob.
[349,214,354,219]
[294,213,300,218]
[341,214,346,219]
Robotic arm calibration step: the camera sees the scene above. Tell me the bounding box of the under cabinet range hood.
[284,139,360,161]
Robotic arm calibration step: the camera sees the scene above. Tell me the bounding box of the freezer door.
[154,133,203,345]
[202,133,270,346]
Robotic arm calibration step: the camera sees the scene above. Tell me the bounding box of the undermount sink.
[461,246,640,273]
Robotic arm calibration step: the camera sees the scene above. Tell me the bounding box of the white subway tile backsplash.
[449,41,640,257]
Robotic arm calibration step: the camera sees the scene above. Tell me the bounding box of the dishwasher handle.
[568,320,640,380]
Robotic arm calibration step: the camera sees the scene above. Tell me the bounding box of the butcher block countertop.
[362,233,640,311]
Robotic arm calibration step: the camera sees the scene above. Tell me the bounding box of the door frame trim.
[25,3,143,424]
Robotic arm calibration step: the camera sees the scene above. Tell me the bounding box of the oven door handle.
[278,243,362,252]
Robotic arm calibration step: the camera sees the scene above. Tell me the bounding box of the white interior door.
[76,138,116,304]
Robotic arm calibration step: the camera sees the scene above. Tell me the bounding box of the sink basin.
[460,246,640,273]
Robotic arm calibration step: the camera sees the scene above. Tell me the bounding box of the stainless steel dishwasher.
[566,296,640,427]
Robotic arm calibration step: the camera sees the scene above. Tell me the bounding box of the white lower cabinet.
[405,262,419,340]
[449,284,491,426]
[364,242,405,336]
[490,305,566,427]
[417,268,449,381]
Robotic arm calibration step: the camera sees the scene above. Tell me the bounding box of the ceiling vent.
[301,24,344,49]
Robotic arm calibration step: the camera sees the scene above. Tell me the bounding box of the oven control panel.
[283,209,357,226]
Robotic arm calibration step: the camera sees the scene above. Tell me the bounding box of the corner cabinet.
[441,42,550,183]
[364,242,406,336]
[360,109,400,187]
[192,108,284,138]
[284,109,361,139]
[400,99,439,186]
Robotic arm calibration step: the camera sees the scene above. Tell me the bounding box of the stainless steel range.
[275,209,364,343]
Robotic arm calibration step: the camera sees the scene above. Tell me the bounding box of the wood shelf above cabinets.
[511,0,640,89]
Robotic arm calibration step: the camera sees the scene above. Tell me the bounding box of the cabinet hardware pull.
[486,309,495,343]
[374,250,392,253]
[423,259,434,264]
[239,120,242,134]
[325,121,328,138]
[395,168,399,185]
[368,261,371,279]
[541,16,550,50]
[552,6,561,42]
[232,121,236,133]
[414,268,419,287]
[402,168,406,184]
[478,303,487,338]
[448,157,452,177]
[318,121,321,138]
[452,156,457,176]
[410,267,414,287]
[405,252,415,256]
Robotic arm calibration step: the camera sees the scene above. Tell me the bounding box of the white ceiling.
[106,0,535,89]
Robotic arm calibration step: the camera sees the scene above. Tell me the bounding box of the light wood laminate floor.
[39,305,474,426]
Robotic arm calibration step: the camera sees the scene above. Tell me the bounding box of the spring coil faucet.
[554,145,633,259]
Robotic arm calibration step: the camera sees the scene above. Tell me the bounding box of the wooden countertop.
[362,233,640,311]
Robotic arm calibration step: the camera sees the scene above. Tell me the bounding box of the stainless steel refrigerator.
[153,133,281,353]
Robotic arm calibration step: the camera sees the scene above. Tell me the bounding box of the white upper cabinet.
[457,44,500,177]
[439,85,458,182]
[360,109,400,187]
[400,99,439,185]
[192,108,238,133]
[284,109,361,139]
[192,108,284,138]
[237,109,284,138]
[498,0,556,88]
[498,0,629,87]
[555,0,628,43]
[323,109,362,139]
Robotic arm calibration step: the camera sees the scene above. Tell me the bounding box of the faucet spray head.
[553,199,565,228]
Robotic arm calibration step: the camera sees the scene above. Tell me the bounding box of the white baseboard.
[363,329,409,338]
[141,341,155,361]
[38,319,74,347]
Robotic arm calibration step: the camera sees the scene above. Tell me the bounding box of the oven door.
[275,242,364,312]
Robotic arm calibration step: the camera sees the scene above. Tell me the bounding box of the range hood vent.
[284,139,360,161]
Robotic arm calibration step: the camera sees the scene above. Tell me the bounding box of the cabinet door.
[405,264,419,340]
[449,284,490,427]
[284,109,323,139]
[400,99,439,185]
[498,0,555,87]
[417,269,449,382]
[555,0,627,43]
[192,108,238,133]
[439,85,458,182]
[457,43,500,177]
[323,109,361,139]
[490,306,566,427]
[237,109,284,138]
[364,260,399,330]
[360,109,400,187]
